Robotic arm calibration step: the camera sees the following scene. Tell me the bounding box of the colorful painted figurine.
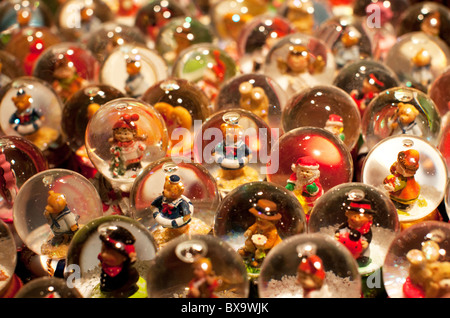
[324,114,345,142]
[403,240,450,298]
[52,55,87,102]
[98,225,139,298]
[411,48,433,90]
[239,81,269,122]
[286,156,323,216]
[383,149,420,212]
[296,244,326,297]
[333,27,362,68]
[350,73,385,116]
[109,114,146,178]
[238,199,282,268]
[390,102,420,135]
[187,257,219,298]
[197,50,226,101]
[334,195,375,267]
[124,57,147,98]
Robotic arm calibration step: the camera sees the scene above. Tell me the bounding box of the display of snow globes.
[213,181,307,279]
[146,234,249,298]
[0,218,19,297]
[258,233,362,298]
[193,109,275,196]
[361,87,441,151]
[384,32,450,93]
[266,127,354,217]
[315,15,372,69]
[308,183,399,297]
[14,276,82,298]
[172,43,239,102]
[262,33,336,97]
[0,51,23,89]
[361,136,448,229]
[333,59,400,117]
[281,85,361,150]
[155,16,215,66]
[55,0,114,41]
[383,221,450,298]
[141,78,211,158]
[130,159,220,248]
[0,0,54,32]
[0,135,48,223]
[65,214,157,298]
[32,42,100,103]
[99,43,168,99]
[215,73,287,130]
[429,68,450,117]
[85,97,169,193]
[236,14,294,74]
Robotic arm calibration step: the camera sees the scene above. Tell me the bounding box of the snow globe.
[85,97,169,194]
[384,32,450,93]
[308,183,400,297]
[99,43,168,99]
[258,233,362,298]
[429,67,450,117]
[192,109,276,196]
[383,220,450,298]
[315,15,372,69]
[361,135,448,229]
[54,0,114,41]
[213,181,307,280]
[266,126,354,217]
[155,16,215,66]
[0,218,19,297]
[172,43,239,103]
[146,234,249,298]
[141,78,211,158]
[281,84,361,151]
[0,51,23,88]
[130,159,220,248]
[65,214,157,298]
[0,135,48,223]
[14,276,82,298]
[236,14,294,74]
[262,33,336,97]
[215,73,287,130]
[361,86,441,151]
[0,0,53,32]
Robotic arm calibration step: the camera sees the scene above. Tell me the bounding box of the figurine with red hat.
[286,156,323,216]
[109,113,146,178]
[324,114,345,142]
[296,243,326,297]
[350,72,385,116]
[383,149,420,212]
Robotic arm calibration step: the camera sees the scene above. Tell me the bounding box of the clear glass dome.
[0,218,17,297]
[14,277,82,298]
[0,0,54,32]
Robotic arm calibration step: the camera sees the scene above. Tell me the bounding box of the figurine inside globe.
[14,277,82,298]
[0,219,17,297]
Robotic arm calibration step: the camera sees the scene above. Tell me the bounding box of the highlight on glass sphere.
[193,109,276,195]
[361,86,441,151]
[384,32,450,93]
[130,159,220,248]
[428,67,450,117]
[0,0,54,32]
[0,135,48,222]
[213,181,307,278]
[85,97,169,192]
[12,169,103,262]
[361,136,448,226]
[146,234,249,298]
[281,84,361,150]
[383,221,450,298]
[99,43,168,99]
[171,43,238,102]
[308,183,399,277]
[258,233,361,298]
[14,276,82,298]
[65,215,157,298]
[262,33,336,97]
[215,73,287,130]
[0,218,18,297]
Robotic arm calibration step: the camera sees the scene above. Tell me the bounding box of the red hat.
[326,114,343,127]
[295,156,319,170]
[113,113,140,130]
[298,254,325,281]
[398,149,419,172]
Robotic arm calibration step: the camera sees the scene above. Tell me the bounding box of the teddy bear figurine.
[238,81,269,122]
[389,102,421,135]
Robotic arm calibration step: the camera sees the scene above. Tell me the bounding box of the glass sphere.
[361,87,441,151]
[383,221,450,298]
[85,97,169,193]
[213,181,307,278]
[309,182,399,277]
[215,73,287,130]
[146,234,249,298]
[99,43,168,99]
[282,85,361,150]
[0,218,17,297]
[262,33,336,97]
[258,233,361,298]
[14,277,82,298]
[384,32,450,92]
[361,135,448,225]
[66,214,157,298]
[428,67,450,116]
[0,135,48,222]
[0,51,24,87]
[130,159,220,248]
[12,169,103,259]
[0,0,53,32]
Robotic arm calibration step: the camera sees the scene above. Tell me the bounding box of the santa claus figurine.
[286,156,323,216]
[296,244,326,298]
[324,114,345,142]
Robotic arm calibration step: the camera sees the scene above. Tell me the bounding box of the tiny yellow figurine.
[124,57,148,98]
[390,102,420,135]
[239,81,269,122]
[411,48,433,89]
